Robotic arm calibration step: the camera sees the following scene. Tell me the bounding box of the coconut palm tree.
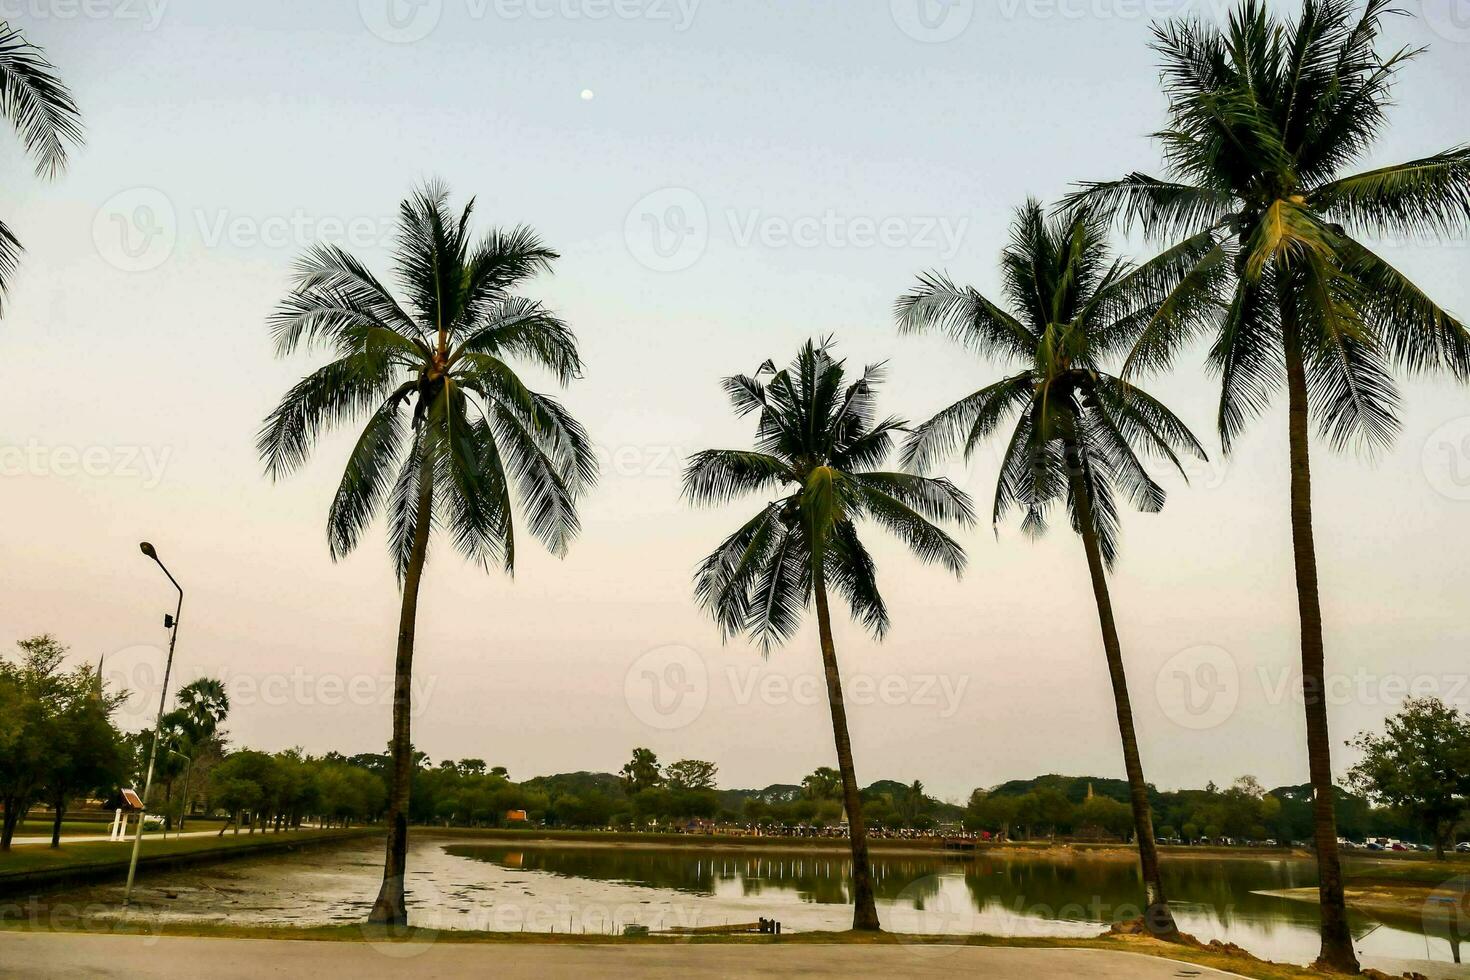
[1068,1,1470,968]
[897,199,1223,936]
[0,21,82,312]
[684,339,974,931]
[259,183,596,926]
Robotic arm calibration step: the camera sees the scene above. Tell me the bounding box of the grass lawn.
[1343,854,1470,886]
[0,828,370,879]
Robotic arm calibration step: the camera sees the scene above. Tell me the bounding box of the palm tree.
[0,21,82,312]
[684,339,974,931]
[259,183,596,926]
[897,200,1221,936]
[176,678,230,740]
[1068,1,1470,968]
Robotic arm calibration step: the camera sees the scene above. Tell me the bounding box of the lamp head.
[139,542,157,560]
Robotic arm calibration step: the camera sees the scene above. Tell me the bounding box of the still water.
[29,837,1468,978]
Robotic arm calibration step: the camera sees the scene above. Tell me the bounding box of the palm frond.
[327,394,409,560]
[1338,236,1470,379]
[1064,174,1232,245]
[682,450,791,506]
[824,520,889,638]
[1210,274,1284,452]
[894,272,1036,361]
[0,22,82,178]
[900,372,1034,474]
[1311,147,1470,239]
[257,355,404,479]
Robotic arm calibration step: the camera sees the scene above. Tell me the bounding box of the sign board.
[120,788,143,810]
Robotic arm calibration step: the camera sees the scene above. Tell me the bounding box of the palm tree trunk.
[1061,429,1175,936]
[812,564,881,931]
[367,452,435,928]
[1282,296,1359,974]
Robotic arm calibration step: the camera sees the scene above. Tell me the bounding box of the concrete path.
[0,932,1243,979]
[6,828,293,847]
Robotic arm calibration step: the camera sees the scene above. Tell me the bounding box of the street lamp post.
[168,746,193,837]
[122,541,183,910]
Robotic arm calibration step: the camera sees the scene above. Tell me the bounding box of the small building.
[505,809,529,823]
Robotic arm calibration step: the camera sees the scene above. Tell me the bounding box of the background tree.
[0,22,82,313]
[684,339,973,931]
[0,635,68,849]
[1349,698,1470,860]
[801,767,842,801]
[39,662,127,847]
[1071,3,1470,967]
[259,183,595,926]
[898,200,1214,935]
[620,748,663,795]
[665,760,718,792]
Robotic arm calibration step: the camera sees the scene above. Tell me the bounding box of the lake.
[23,836,1469,978]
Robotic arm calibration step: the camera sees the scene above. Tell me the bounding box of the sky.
[2,0,1468,803]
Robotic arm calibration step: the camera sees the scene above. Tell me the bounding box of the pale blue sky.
[2,0,1468,800]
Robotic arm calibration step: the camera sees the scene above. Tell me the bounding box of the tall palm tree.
[0,21,82,311]
[259,183,596,926]
[897,200,1222,936]
[1068,1,1470,968]
[176,677,230,741]
[684,339,974,931]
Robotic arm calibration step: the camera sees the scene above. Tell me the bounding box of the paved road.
[7,828,300,847]
[0,932,1243,978]
[5,834,226,846]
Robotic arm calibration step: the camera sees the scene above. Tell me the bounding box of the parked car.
[1391,842,1408,851]
[1456,842,1470,853]
[1366,842,1384,851]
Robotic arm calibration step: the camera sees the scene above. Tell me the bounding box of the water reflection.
[447,844,1464,970]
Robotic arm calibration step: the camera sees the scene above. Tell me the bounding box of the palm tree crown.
[0,21,83,310]
[258,183,597,575]
[898,200,1213,563]
[684,339,974,648]
[1072,0,1470,449]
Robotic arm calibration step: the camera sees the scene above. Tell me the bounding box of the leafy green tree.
[0,22,82,312]
[684,339,973,931]
[801,767,842,801]
[259,184,595,926]
[1071,3,1470,967]
[1349,698,1470,860]
[40,662,127,847]
[899,200,1211,935]
[665,759,718,792]
[0,635,69,849]
[1077,796,1133,840]
[620,748,663,795]
[897,780,929,827]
